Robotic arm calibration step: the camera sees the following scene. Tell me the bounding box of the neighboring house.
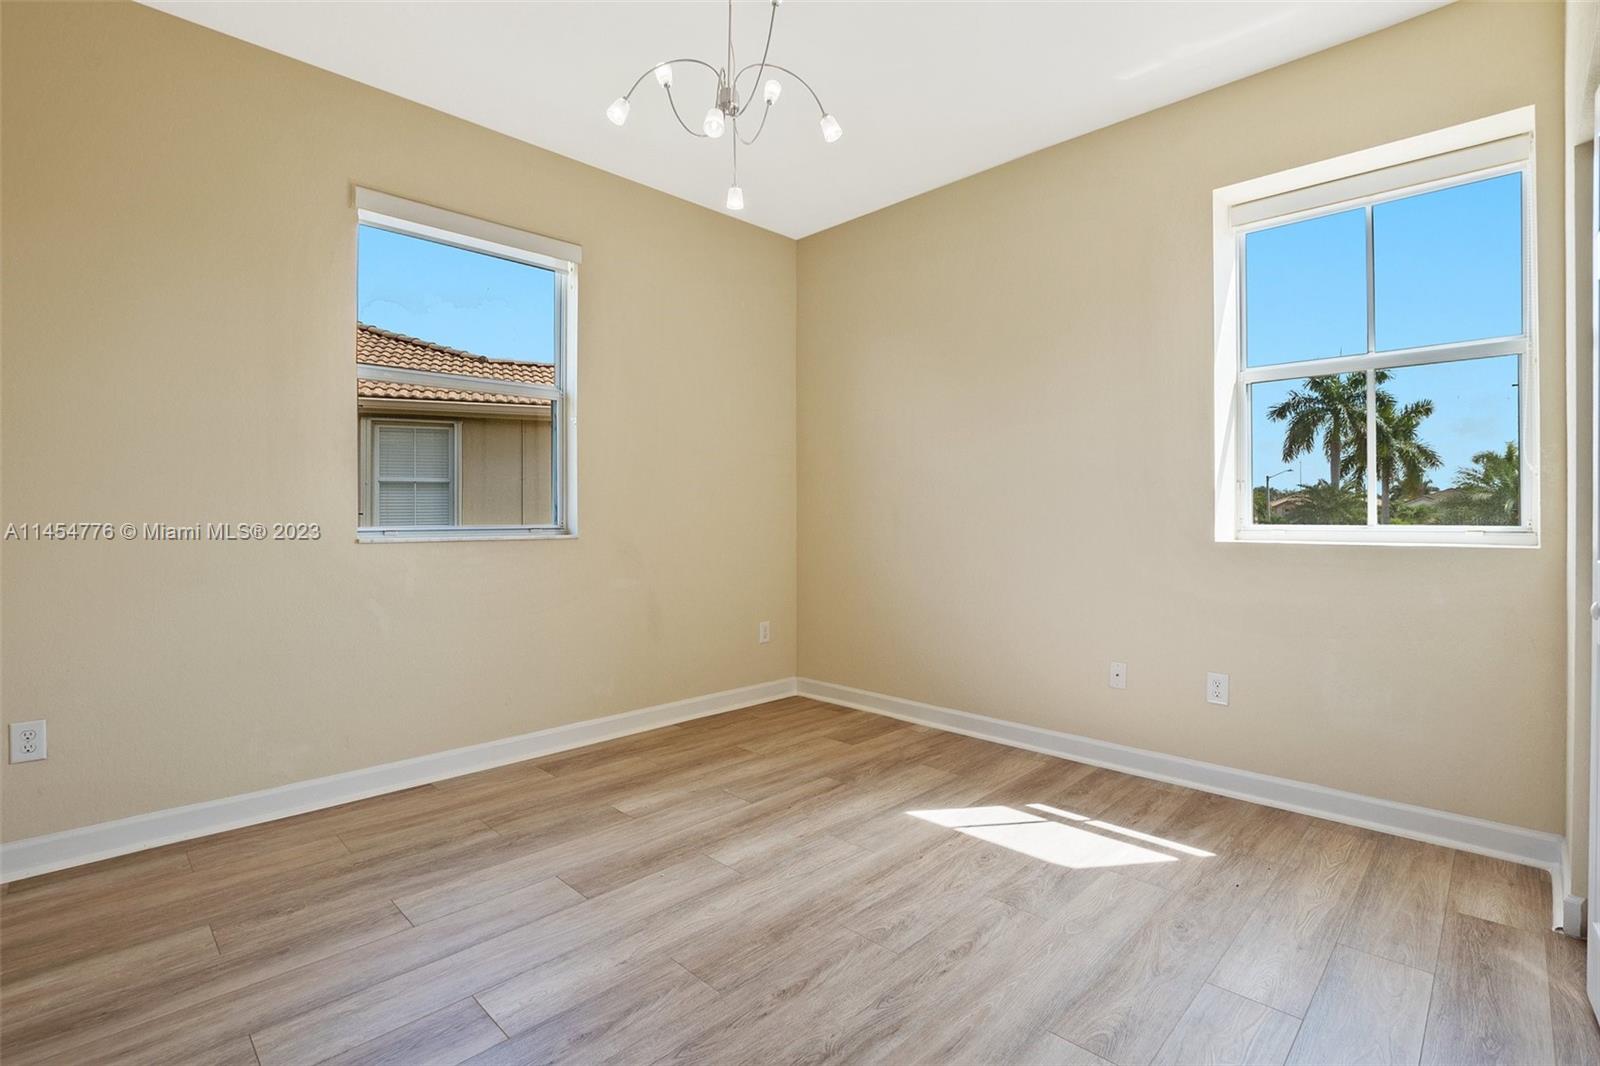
[356,324,554,527]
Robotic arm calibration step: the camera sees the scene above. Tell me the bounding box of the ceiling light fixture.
[605,0,841,213]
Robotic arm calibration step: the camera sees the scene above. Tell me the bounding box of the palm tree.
[1271,370,1441,523]
[1282,479,1365,524]
[1267,373,1366,487]
[1371,394,1442,523]
[1441,443,1520,526]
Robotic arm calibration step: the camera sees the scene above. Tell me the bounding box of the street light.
[1263,469,1293,523]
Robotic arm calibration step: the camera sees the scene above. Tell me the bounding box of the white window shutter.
[412,483,453,525]
[374,424,455,527]
[412,427,452,480]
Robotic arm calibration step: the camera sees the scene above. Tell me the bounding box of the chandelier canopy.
[606,0,841,212]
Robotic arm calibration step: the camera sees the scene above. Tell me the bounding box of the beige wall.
[0,1,797,841]
[0,0,1579,849]
[797,0,1568,833]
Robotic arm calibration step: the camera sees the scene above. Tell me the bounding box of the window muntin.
[354,191,578,541]
[1234,158,1532,543]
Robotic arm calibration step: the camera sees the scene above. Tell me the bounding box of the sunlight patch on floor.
[1026,802,1088,821]
[1024,802,1215,857]
[907,804,1202,869]
[1085,818,1214,858]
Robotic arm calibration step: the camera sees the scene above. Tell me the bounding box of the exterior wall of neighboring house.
[461,416,553,526]
[355,324,558,528]
[356,411,554,527]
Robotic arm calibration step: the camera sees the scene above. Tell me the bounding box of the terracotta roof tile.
[356,324,555,386]
[355,324,553,409]
[356,380,549,407]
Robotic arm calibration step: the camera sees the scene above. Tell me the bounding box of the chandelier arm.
[737,102,772,145]
[620,57,722,100]
[663,85,711,138]
[734,1,780,117]
[733,61,827,116]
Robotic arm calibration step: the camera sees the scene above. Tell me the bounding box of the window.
[354,189,580,540]
[1214,114,1536,546]
[370,421,457,527]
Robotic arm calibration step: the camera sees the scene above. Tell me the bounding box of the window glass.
[1374,173,1521,351]
[458,413,555,526]
[1244,208,1366,367]
[356,223,562,532]
[1230,148,1531,541]
[358,225,558,365]
[1375,355,1520,525]
[1250,374,1366,526]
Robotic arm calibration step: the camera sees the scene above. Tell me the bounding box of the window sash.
[1228,135,1530,228]
[354,189,579,541]
[1232,163,1534,539]
[1238,335,1527,387]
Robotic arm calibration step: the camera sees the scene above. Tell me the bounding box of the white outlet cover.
[1206,672,1230,706]
[1109,662,1127,690]
[10,719,46,763]
[758,621,771,645]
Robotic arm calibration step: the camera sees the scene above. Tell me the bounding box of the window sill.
[1227,527,1537,549]
[356,527,576,544]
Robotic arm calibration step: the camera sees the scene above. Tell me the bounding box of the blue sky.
[358,225,557,364]
[1246,172,1522,494]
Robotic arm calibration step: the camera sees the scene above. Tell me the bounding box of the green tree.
[1270,369,1441,523]
[1441,443,1520,526]
[1267,373,1366,487]
[1369,393,1442,524]
[1282,479,1365,524]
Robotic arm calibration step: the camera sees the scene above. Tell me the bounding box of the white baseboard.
[4,672,1570,932]
[1564,894,1587,939]
[798,677,1568,929]
[0,677,799,884]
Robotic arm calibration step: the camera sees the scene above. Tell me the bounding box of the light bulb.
[819,113,842,143]
[763,79,782,105]
[726,185,745,211]
[606,97,630,126]
[703,107,726,138]
[654,63,673,89]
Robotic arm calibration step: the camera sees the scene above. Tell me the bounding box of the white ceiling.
[143,1,1445,239]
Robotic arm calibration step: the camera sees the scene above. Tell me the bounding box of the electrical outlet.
[1109,661,1127,690]
[10,720,46,763]
[1206,672,1229,706]
[758,621,771,645]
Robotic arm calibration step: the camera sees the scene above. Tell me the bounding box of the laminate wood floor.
[3,696,1597,1065]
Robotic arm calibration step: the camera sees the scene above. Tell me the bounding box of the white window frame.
[353,188,580,542]
[1212,108,1539,548]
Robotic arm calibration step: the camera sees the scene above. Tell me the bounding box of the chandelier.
[605,0,841,212]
